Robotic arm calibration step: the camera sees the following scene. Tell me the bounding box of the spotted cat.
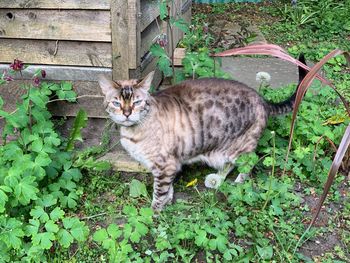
[98,55,307,211]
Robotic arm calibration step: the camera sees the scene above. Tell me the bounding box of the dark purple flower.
[157,34,168,48]
[10,59,24,71]
[4,75,14,82]
[41,69,46,78]
[33,76,40,87]
[2,70,14,82]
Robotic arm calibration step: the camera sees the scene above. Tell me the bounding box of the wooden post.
[111,0,129,80]
[128,0,141,70]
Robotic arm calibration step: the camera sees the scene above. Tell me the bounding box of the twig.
[47,94,104,103]
[81,212,108,220]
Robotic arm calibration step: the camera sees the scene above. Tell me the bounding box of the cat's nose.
[123,110,131,118]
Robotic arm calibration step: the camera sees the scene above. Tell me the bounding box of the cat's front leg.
[151,178,174,212]
[150,159,179,212]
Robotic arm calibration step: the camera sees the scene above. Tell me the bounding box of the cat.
[98,55,307,212]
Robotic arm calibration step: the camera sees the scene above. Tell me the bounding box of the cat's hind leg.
[204,163,234,189]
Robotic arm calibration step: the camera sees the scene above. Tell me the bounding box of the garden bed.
[0,1,349,262]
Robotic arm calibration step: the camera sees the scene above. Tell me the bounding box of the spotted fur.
[98,58,307,211]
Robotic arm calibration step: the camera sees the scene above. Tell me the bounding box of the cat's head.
[98,71,154,127]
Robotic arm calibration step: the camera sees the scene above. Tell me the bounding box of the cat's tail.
[266,54,308,116]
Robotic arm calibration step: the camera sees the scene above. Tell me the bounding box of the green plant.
[93,205,154,263]
[0,61,89,261]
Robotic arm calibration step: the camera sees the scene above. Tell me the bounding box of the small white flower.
[256,71,271,85]
[204,173,224,189]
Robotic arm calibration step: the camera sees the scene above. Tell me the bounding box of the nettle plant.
[0,60,89,261]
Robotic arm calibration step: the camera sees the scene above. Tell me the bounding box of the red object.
[10,59,24,71]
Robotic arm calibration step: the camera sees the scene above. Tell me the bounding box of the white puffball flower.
[256,71,271,85]
[204,173,223,189]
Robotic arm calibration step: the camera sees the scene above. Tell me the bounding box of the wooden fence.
[0,0,191,117]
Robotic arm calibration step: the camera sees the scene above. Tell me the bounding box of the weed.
[0,61,90,261]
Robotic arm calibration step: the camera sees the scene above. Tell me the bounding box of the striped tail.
[266,54,307,116]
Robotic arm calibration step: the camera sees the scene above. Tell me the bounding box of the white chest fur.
[120,137,152,169]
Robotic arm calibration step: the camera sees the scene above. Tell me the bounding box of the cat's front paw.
[151,193,173,212]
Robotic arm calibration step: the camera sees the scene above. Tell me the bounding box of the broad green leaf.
[130,231,141,243]
[35,152,52,167]
[31,138,43,152]
[102,238,114,250]
[150,44,168,58]
[32,232,55,250]
[63,217,89,242]
[70,222,89,242]
[26,219,40,236]
[30,206,49,222]
[139,207,153,218]
[2,143,22,161]
[61,81,73,91]
[65,109,88,151]
[37,194,57,208]
[129,179,148,198]
[170,18,189,33]
[29,90,47,108]
[62,168,82,182]
[107,224,122,239]
[14,176,39,205]
[257,245,273,260]
[45,220,59,233]
[4,173,20,188]
[93,228,108,243]
[159,0,168,20]
[44,135,61,147]
[123,205,138,217]
[135,222,148,236]
[50,207,65,221]
[195,230,207,246]
[57,229,73,248]
[1,218,24,249]
[66,192,78,208]
[0,97,3,108]
[0,189,8,213]
[158,57,173,77]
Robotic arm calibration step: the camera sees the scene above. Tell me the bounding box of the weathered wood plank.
[140,0,159,32]
[140,18,162,58]
[0,64,112,81]
[0,9,111,42]
[173,47,186,66]
[128,0,141,69]
[0,39,112,67]
[111,0,129,79]
[0,0,110,9]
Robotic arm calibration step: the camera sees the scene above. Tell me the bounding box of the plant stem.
[262,131,276,210]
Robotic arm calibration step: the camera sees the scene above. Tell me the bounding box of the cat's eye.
[133,100,142,106]
[112,101,121,107]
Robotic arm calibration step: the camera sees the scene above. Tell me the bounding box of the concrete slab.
[221,57,300,90]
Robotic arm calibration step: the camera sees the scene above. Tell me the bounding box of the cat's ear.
[98,75,120,95]
[136,71,155,92]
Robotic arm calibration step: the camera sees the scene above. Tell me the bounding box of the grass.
[53,83,349,262]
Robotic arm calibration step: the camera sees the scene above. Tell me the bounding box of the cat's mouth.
[120,120,136,127]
